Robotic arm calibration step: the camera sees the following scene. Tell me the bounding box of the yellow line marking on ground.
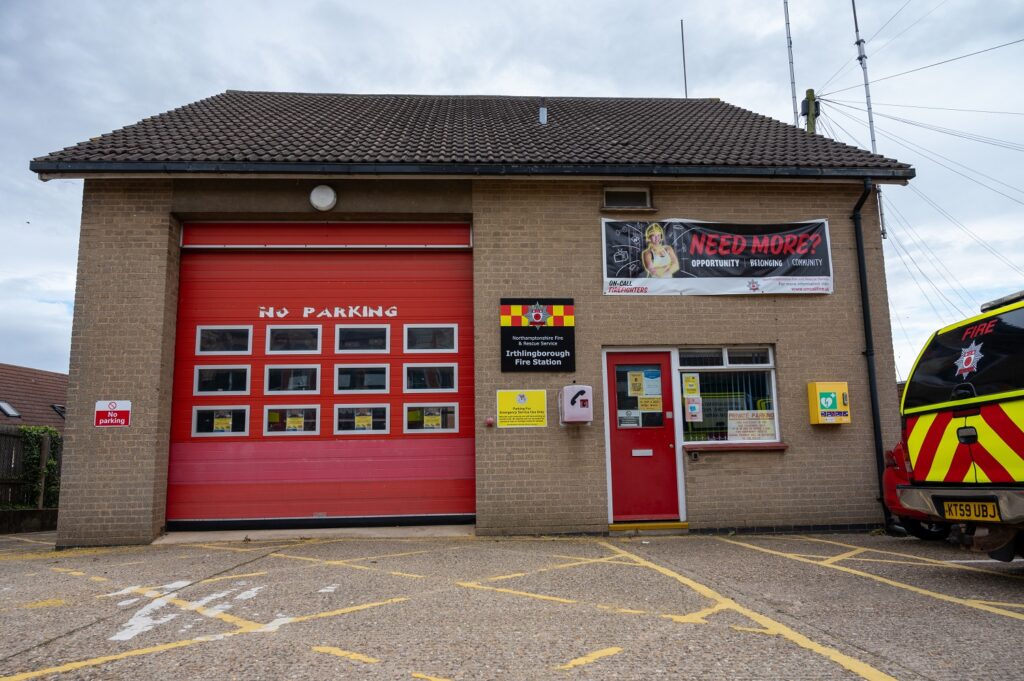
[556,647,623,670]
[199,571,267,584]
[410,673,451,681]
[843,557,946,567]
[20,599,65,609]
[0,546,128,562]
[275,597,410,628]
[311,646,380,664]
[718,538,1024,622]
[661,602,730,624]
[458,581,577,604]
[3,536,55,545]
[88,576,109,582]
[0,637,215,681]
[597,605,647,615]
[269,551,425,578]
[483,554,639,583]
[603,541,897,681]
[971,600,1024,609]
[126,586,264,632]
[731,625,774,635]
[186,543,263,553]
[792,536,1024,580]
[820,548,868,565]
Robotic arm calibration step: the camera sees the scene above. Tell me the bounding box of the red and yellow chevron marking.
[905,398,1024,483]
[499,304,575,327]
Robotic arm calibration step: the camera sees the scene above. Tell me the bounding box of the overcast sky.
[2,0,1022,379]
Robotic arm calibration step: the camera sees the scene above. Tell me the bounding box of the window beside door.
[679,347,779,443]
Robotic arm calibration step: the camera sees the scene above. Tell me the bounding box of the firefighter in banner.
[641,223,680,278]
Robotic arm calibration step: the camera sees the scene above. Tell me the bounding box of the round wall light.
[310,185,337,211]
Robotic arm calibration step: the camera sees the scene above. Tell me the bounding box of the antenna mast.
[680,19,689,98]
[784,0,799,126]
[851,0,887,237]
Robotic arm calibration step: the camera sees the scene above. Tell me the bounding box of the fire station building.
[31,92,914,547]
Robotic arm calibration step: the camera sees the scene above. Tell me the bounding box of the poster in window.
[423,408,443,430]
[213,411,233,433]
[727,410,776,441]
[682,373,701,397]
[627,371,644,396]
[354,409,373,431]
[685,396,703,422]
[602,218,833,295]
[637,396,662,412]
[642,369,661,396]
[285,410,306,432]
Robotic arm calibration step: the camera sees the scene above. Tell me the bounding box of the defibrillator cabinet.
[808,381,851,424]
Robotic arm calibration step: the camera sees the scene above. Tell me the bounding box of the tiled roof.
[0,364,68,432]
[31,91,913,178]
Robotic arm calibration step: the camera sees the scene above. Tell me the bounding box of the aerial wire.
[822,37,1024,97]
[882,196,980,311]
[826,99,1024,116]
[887,227,967,317]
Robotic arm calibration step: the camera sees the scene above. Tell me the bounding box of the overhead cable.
[884,235,947,320]
[882,196,980,311]
[821,36,1024,96]
[826,99,1024,116]
[887,226,967,317]
[825,105,1024,206]
[868,0,915,43]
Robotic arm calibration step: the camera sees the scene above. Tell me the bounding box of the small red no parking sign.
[95,401,131,427]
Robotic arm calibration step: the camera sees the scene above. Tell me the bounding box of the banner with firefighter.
[602,218,834,295]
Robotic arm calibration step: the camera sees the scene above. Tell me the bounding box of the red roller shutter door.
[168,230,473,522]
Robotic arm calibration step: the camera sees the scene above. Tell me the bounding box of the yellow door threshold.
[609,521,688,532]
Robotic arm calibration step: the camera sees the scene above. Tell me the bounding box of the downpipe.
[850,179,891,528]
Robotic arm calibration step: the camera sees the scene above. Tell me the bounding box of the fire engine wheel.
[900,518,951,541]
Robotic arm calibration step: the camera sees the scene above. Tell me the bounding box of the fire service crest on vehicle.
[954,340,985,379]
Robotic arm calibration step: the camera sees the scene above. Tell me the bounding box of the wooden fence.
[0,425,60,508]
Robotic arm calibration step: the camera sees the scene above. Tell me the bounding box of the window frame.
[403,323,458,354]
[263,404,321,437]
[678,346,780,444]
[264,364,321,396]
[192,405,250,438]
[403,402,460,434]
[265,324,322,355]
[192,364,250,396]
[333,363,390,395]
[335,324,391,355]
[195,325,253,356]
[602,186,652,209]
[403,362,458,394]
[333,403,391,436]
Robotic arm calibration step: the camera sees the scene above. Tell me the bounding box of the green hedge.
[15,426,62,509]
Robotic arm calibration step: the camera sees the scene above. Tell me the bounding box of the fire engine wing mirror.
[956,426,978,445]
[950,383,976,400]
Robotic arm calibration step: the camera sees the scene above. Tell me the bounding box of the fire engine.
[896,290,1024,561]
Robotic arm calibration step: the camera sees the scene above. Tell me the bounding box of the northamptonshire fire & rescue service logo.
[954,340,984,379]
[525,303,551,327]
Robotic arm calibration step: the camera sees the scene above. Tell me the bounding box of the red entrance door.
[607,351,679,521]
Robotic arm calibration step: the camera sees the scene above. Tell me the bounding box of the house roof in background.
[0,363,68,432]
[31,91,913,180]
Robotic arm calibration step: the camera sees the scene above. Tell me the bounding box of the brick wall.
[471,180,899,534]
[57,180,180,547]
[57,176,899,544]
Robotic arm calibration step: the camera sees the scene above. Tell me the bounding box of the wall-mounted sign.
[500,298,575,372]
[95,400,131,427]
[727,410,777,440]
[602,218,833,295]
[258,305,399,319]
[496,390,548,428]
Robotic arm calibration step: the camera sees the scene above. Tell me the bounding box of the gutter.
[29,160,916,181]
[850,178,889,522]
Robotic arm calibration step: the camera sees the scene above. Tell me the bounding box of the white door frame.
[601,347,686,524]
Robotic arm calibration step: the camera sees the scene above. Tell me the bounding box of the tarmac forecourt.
[0,531,1020,680]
